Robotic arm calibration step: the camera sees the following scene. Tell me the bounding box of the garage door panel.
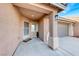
[58,23,69,37]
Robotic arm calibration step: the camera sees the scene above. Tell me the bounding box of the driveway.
[13,37,79,56]
[59,37,79,56]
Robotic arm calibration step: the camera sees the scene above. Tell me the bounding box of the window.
[24,22,29,35]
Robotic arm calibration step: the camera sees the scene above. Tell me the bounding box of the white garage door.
[58,23,69,37]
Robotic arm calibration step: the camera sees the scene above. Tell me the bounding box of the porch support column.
[48,11,59,50]
[69,23,74,36]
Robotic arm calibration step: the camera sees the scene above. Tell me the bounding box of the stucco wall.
[74,23,79,37]
[38,19,44,41]
[38,15,49,44]
[0,4,23,55]
[43,16,49,44]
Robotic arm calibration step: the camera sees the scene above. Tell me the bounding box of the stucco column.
[69,23,73,36]
[48,12,59,50]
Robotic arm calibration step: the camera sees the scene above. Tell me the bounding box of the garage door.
[58,23,69,37]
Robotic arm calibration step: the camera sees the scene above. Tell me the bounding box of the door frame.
[23,20,30,40]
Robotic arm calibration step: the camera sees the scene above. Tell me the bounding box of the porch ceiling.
[13,3,51,20]
[18,7,45,20]
[13,3,51,14]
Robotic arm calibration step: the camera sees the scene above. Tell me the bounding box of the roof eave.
[51,3,66,11]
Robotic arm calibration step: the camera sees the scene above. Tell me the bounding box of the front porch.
[13,4,79,56]
[13,37,79,56]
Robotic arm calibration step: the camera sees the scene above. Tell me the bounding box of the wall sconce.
[55,15,58,20]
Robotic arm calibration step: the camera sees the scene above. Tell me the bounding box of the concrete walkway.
[14,37,79,56]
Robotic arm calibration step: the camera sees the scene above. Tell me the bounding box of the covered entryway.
[13,4,52,41]
[14,3,60,50]
[12,3,66,55]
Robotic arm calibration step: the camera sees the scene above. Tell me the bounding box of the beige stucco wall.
[38,19,44,41]
[0,5,38,55]
[43,16,49,44]
[0,4,23,55]
[69,23,74,36]
[73,23,79,37]
[39,11,59,49]
[38,15,49,43]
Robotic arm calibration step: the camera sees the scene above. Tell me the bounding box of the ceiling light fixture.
[32,15,34,17]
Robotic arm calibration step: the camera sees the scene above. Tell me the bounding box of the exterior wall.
[0,4,23,55]
[39,10,59,49]
[49,11,59,49]
[0,3,37,56]
[69,23,74,36]
[38,19,44,41]
[43,16,49,44]
[73,23,79,37]
[57,22,69,37]
[38,15,49,43]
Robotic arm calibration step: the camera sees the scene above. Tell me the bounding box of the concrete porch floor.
[13,37,79,56]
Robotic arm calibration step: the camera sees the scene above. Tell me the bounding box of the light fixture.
[55,14,58,20]
[32,15,34,17]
